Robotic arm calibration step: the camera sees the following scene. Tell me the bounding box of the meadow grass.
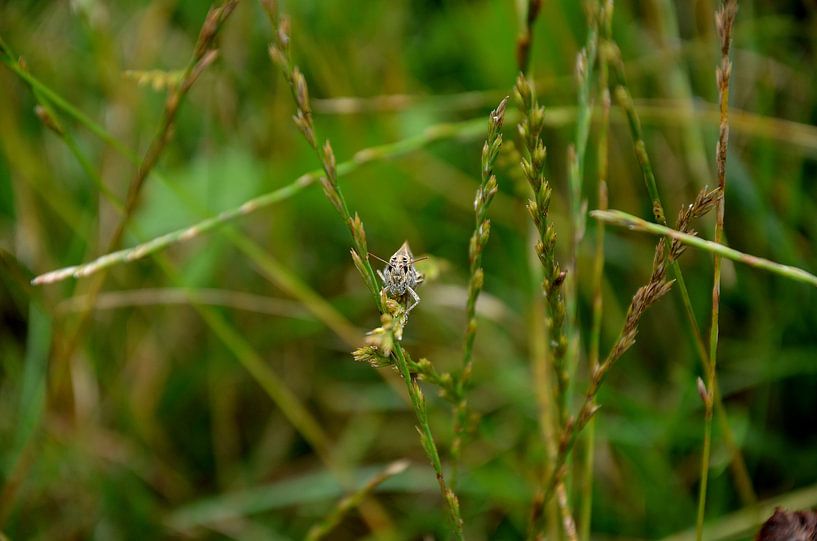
[2,0,817,539]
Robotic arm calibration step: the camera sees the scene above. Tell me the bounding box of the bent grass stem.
[590,210,817,288]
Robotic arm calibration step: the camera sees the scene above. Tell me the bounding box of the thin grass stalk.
[0,105,380,532]
[579,3,612,539]
[697,4,738,539]
[556,483,579,541]
[0,36,134,159]
[715,398,756,505]
[607,45,705,344]
[28,69,364,352]
[6,24,400,534]
[603,30,756,503]
[55,288,315,316]
[516,73,577,541]
[566,7,599,541]
[306,459,409,541]
[7,46,340,458]
[104,1,237,256]
[223,232,362,346]
[537,188,721,517]
[9,41,817,165]
[533,236,673,534]
[526,225,561,541]
[43,1,237,395]
[515,74,569,429]
[450,97,508,489]
[31,103,122,210]
[265,15,378,294]
[38,94,410,533]
[568,8,598,258]
[517,0,543,73]
[13,64,338,485]
[265,8,463,537]
[11,39,445,521]
[652,0,712,188]
[566,2,598,425]
[591,210,817,288]
[13,25,411,426]
[31,114,497,285]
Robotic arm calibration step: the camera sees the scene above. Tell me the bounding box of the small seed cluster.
[515,74,569,422]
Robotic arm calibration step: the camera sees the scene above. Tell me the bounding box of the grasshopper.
[370,241,425,316]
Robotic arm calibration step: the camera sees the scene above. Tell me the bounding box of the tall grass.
[698,4,738,540]
[450,96,507,489]
[265,3,467,536]
[3,0,817,539]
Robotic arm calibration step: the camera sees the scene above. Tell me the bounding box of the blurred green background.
[2,0,817,539]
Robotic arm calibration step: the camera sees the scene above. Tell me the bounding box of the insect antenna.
[411,256,428,264]
[367,252,391,265]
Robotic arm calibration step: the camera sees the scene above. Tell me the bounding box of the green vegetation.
[2,1,817,539]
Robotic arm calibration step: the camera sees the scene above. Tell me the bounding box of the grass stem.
[41,1,237,396]
[590,209,817,288]
[305,459,409,541]
[30,114,494,285]
[451,97,508,489]
[579,4,612,538]
[566,2,598,450]
[515,73,576,541]
[697,4,738,539]
[538,186,722,520]
[265,7,463,537]
[603,29,756,506]
[516,0,543,74]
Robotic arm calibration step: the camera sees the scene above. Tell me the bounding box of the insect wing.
[396,241,414,261]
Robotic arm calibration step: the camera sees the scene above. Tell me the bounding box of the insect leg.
[405,286,420,314]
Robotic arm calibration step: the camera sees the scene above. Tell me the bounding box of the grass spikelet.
[536,186,721,527]
[265,7,463,538]
[697,3,738,538]
[516,71,576,541]
[450,96,508,488]
[515,74,569,426]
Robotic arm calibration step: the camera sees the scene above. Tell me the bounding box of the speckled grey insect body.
[376,241,424,316]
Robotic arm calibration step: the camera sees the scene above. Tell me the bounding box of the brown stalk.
[697,2,738,539]
[532,186,721,524]
[516,0,543,74]
[51,0,237,397]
